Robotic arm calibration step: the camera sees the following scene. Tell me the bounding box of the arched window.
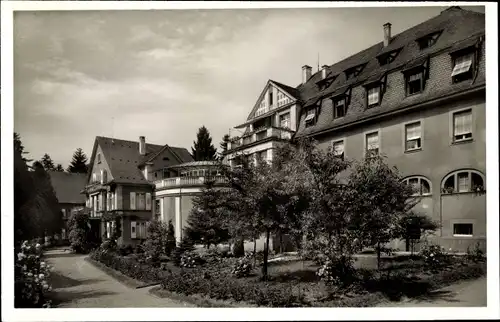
[402,176,432,196]
[441,169,485,194]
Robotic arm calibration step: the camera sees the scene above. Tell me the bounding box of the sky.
[13,5,485,168]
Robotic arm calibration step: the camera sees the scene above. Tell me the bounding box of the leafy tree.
[216,147,309,279]
[144,221,170,263]
[67,148,89,173]
[14,132,33,165]
[191,125,217,161]
[288,138,356,263]
[32,164,63,236]
[395,212,440,255]
[40,153,55,172]
[67,209,92,253]
[348,155,418,270]
[55,164,64,172]
[185,179,230,249]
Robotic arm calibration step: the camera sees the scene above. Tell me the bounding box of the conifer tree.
[40,153,55,172]
[191,126,217,161]
[55,164,64,172]
[14,132,33,165]
[67,148,89,173]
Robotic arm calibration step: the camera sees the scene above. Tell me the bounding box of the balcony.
[155,176,228,190]
[228,127,294,150]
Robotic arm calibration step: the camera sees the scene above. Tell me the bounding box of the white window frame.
[402,176,432,196]
[279,112,291,129]
[406,70,424,96]
[452,223,474,237]
[367,86,380,107]
[364,130,380,158]
[441,170,485,194]
[452,109,473,143]
[404,121,422,152]
[332,139,345,159]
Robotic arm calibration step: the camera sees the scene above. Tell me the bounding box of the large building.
[83,136,193,245]
[224,6,486,252]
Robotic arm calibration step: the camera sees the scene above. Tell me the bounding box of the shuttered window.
[130,192,136,210]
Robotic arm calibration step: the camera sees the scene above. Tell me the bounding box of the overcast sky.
[14,5,485,167]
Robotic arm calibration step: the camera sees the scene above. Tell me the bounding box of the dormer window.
[406,71,424,95]
[333,98,346,119]
[305,108,316,127]
[344,64,366,80]
[376,48,402,66]
[417,31,442,50]
[451,51,474,83]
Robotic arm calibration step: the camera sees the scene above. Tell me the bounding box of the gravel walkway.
[45,248,195,308]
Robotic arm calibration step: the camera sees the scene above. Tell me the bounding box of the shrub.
[100,239,117,252]
[173,237,195,266]
[465,242,486,263]
[231,253,253,278]
[180,252,204,268]
[316,255,356,289]
[90,249,164,283]
[420,243,448,272]
[117,244,134,256]
[67,210,93,253]
[15,241,53,308]
[143,221,171,261]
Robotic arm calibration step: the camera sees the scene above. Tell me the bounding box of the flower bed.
[89,249,172,284]
[15,241,53,308]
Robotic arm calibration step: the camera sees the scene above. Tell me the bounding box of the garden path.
[45,248,195,308]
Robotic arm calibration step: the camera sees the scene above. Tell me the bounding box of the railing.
[228,127,294,150]
[155,176,228,189]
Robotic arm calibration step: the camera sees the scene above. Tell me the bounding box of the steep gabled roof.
[294,6,485,137]
[297,6,485,107]
[245,79,301,122]
[87,136,191,185]
[48,171,87,204]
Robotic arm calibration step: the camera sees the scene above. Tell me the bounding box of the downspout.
[471,36,483,85]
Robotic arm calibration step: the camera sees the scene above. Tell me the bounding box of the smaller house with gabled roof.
[48,171,87,241]
[83,135,193,245]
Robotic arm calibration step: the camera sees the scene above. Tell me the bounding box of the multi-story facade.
[83,136,193,245]
[48,171,87,241]
[224,80,302,167]
[224,6,486,252]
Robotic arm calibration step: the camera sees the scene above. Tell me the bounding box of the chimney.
[139,136,146,155]
[302,65,312,84]
[383,22,392,47]
[321,65,329,79]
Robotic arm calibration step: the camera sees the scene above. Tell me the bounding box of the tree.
[219,134,230,160]
[14,132,33,165]
[191,125,217,161]
[40,153,55,172]
[144,221,171,263]
[184,179,230,249]
[14,135,62,244]
[395,212,440,255]
[67,148,89,173]
[216,146,309,279]
[288,138,356,263]
[348,155,418,270]
[68,209,92,253]
[55,164,64,172]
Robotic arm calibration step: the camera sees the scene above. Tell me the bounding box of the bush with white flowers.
[316,255,356,289]
[420,243,447,271]
[231,253,253,278]
[15,241,53,308]
[179,251,203,268]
